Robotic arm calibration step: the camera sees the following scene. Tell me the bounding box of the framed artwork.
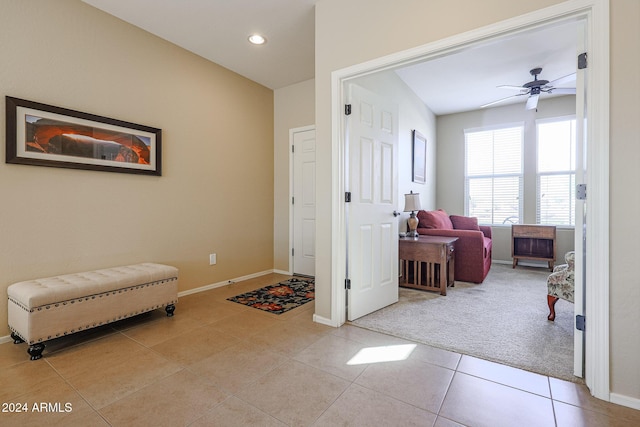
[412,129,426,184]
[5,96,162,176]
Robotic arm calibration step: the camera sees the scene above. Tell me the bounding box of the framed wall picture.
[5,96,162,176]
[412,129,426,184]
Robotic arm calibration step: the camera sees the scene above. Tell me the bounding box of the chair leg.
[547,295,559,321]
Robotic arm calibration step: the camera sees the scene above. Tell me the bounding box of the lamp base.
[407,211,419,238]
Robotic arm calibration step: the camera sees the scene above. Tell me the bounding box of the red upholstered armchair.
[416,209,492,283]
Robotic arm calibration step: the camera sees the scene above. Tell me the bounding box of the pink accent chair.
[416,209,492,283]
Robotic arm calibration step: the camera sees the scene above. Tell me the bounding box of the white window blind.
[465,125,523,225]
[537,118,576,226]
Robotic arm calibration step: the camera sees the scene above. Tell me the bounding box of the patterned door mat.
[226,278,314,314]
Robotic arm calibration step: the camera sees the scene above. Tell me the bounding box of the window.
[537,118,576,226]
[464,125,523,225]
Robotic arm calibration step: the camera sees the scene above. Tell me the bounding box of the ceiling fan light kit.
[481,67,576,110]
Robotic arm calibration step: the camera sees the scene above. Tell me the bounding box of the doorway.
[330,1,610,401]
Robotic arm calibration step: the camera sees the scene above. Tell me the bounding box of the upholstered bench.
[7,263,178,360]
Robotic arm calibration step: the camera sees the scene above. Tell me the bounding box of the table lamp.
[404,191,422,238]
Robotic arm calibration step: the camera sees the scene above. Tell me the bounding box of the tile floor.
[1,273,639,426]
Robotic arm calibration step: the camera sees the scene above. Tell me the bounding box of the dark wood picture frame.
[5,96,162,176]
[412,129,426,184]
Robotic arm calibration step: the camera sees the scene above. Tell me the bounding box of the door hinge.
[292,196,295,204]
[345,104,352,115]
[578,52,588,69]
[292,145,295,153]
[576,184,587,200]
[576,315,586,331]
[345,278,351,289]
[292,248,295,256]
[345,192,351,203]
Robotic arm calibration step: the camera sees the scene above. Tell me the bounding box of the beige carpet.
[351,263,580,382]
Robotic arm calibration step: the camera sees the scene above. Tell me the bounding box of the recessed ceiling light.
[248,34,267,45]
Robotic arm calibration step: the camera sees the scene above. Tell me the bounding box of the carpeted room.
[352,262,577,381]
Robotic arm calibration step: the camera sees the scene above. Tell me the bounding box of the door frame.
[329,0,610,400]
[289,125,316,275]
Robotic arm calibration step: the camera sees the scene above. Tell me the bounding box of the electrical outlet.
[209,253,217,265]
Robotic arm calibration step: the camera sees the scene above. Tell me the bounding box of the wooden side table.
[511,224,556,271]
[399,236,458,295]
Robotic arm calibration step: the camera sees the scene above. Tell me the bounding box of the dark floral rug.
[226,278,314,314]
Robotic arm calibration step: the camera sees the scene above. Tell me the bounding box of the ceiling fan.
[481,67,576,110]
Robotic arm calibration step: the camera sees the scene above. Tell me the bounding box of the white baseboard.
[272,269,292,275]
[313,313,338,327]
[177,269,276,297]
[0,335,12,345]
[610,392,640,411]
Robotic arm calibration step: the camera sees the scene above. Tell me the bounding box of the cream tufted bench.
[7,263,178,360]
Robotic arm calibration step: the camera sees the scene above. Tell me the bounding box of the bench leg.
[28,343,45,361]
[11,332,24,344]
[165,304,176,317]
[547,295,559,321]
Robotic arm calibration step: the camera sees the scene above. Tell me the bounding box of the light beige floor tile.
[293,334,371,381]
[119,313,204,347]
[45,332,148,378]
[355,357,454,413]
[208,310,280,339]
[177,299,245,324]
[249,321,328,357]
[407,343,461,370]
[0,360,60,401]
[1,405,109,427]
[67,349,181,409]
[0,339,31,368]
[550,377,640,424]
[314,383,437,426]
[334,324,414,346]
[457,355,550,397]
[150,324,241,365]
[434,416,467,427]
[440,372,555,427]
[99,369,227,426]
[553,400,631,427]
[237,360,350,426]
[190,396,287,427]
[187,341,287,394]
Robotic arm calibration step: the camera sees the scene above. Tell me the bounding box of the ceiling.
[82,1,579,116]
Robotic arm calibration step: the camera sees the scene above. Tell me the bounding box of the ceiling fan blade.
[497,85,527,92]
[480,94,522,108]
[526,93,540,110]
[549,72,576,87]
[550,88,576,95]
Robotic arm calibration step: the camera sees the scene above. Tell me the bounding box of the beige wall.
[436,96,576,263]
[273,79,315,272]
[0,0,274,334]
[609,0,640,402]
[316,0,639,402]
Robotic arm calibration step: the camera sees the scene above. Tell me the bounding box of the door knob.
[393,211,401,217]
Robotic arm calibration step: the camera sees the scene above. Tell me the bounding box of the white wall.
[436,96,576,263]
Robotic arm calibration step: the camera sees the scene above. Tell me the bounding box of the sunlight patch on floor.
[347,344,417,365]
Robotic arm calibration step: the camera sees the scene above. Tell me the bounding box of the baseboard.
[610,392,640,411]
[0,335,12,345]
[313,313,338,327]
[272,269,292,275]
[177,269,276,297]
[493,259,550,268]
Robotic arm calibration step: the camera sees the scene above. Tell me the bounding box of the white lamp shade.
[404,192,421,212]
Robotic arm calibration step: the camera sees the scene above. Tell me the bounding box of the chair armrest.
[480,225,492,239]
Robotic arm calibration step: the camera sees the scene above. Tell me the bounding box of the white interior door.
[347,84,399,321]
[573,20,588,378]
[292,128,316,276]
